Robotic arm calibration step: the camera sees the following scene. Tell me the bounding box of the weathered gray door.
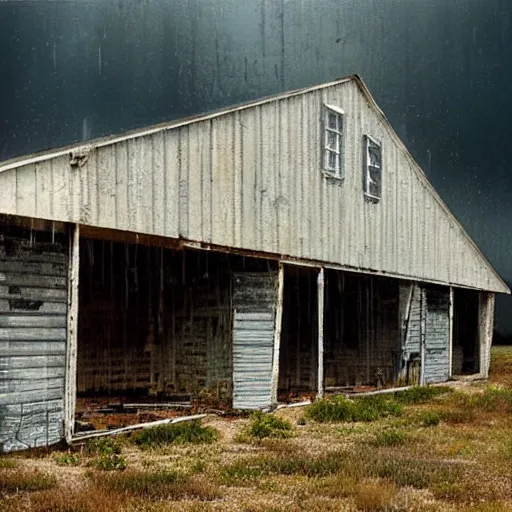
[232,272,277,410]
[423,288,450,384]
[0,238,68,452]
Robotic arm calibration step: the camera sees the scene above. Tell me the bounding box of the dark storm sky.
[1,0,512,332]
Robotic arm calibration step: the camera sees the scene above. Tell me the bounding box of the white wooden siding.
[0,77,506,293]
[0,243,68,452]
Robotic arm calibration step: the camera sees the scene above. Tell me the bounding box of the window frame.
[363,134,382,201]
[322,104,344,180]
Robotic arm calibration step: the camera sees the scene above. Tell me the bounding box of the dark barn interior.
[278,266,318,399]
[75,236,276,427]
[324,271,400,390]
[452,288,480,375]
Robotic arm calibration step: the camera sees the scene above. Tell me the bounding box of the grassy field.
[2,346,512,511]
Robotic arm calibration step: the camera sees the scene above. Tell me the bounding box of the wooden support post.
[448,287,454,377]
[419,288,426,386]
[317,268,325,399]
[271,263,285,406]
[479,292,495,378]
[64,223,80,443]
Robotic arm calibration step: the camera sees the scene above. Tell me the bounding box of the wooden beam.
[419,288,426,386]
[448,287,454,377]
[270,263,285,406]
[71,414,207,442]
[317,268,325,398]
[64,223,80,443]
[479,292,495,378]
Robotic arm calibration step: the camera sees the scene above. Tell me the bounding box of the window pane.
[368,166,382,197]
[328,151,337,169]
[337,114,343,132]
[368,141,381,167]
[328,112,338,129]
[327,131,337,150]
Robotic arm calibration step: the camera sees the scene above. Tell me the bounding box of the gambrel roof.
[0,75,508,293]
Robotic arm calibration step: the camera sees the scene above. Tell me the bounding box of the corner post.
[419,288,426,386]
[64,223,80,443]
[479,292,495,378]
[271,263,285,406]
[448,287,454,378]
[317,268,325,399]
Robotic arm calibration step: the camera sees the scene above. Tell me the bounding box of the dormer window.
[363,135,382,200]
[323,105,344,180]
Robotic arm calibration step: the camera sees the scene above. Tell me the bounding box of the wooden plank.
[317,268,325,398]
[15,164,37,217]
[0,377,64,394]
[0,388,63,406]
[0,286,67,303]
[271,263,285,405]
[0,328,67,341]
[0,316,67,328]
[0,300,67,314]
[0,260,67,277]
[0,168,17,214]
[0,273,67,289]
[0,355,65,369]
[72,414,208,441]
[0,341,65,355]
[65,223,79,442]
[163,131,180,238]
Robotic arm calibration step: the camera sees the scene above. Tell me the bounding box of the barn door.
[232,272,278,410]
[0,235,68,452]
[422,288,450,384]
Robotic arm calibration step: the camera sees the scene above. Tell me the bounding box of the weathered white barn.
[0,75,508,451]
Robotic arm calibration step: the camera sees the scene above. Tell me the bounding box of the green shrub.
[420,412,440,427]
[86,437,122,457]
[54,452,81,466]
[133,420,219,448]
[89,453,127,471]
[306,395,402,423]
[394,386,451,404]
[373,429,407,447]
[243,412,293,440]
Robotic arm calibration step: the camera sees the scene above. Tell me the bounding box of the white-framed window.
[323,104,344,179]
[363,135,382,200]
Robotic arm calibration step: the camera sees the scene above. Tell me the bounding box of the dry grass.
[354,479,398,511]
[2,345,512,511]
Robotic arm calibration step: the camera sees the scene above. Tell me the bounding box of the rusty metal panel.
[232,272,277,410]
[0,238,68,452]
[0,76,506,293]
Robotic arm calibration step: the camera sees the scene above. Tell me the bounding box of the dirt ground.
[1,346,512,512]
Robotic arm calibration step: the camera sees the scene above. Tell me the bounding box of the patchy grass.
[236,411,293,442]
[354,480,398,512]
[0,457,17,469]
[88,469,219,501]
[372,429,407,447]
[2,345,512,511]
[133,420,219,449]
[306,394,402,423]
[88,453,127,471]
[394,385,451,404]
[0,467,57,494]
